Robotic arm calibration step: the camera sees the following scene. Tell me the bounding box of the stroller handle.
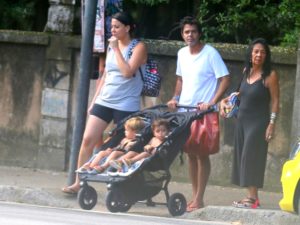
[176,104,218,111]
[175,104,218,120]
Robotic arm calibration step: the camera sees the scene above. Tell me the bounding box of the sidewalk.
[0,166,299,225]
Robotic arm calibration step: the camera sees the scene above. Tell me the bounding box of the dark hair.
[244,38,272,79]
[151,118,169,131]
[112,11,135,37]
[179,16,201,34]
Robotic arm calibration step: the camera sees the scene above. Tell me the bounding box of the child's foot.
[122,158,132,168]
[89,165,105,174]
[109,160,122,170]
[76,163,90,173]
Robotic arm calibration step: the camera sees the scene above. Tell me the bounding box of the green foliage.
[130,0,169,6]
[0,0,299,47]
[196,0,300,47]
[0,0,36,30]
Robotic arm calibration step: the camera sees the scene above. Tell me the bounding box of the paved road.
[1,166,300,224]
[0,202,230,225]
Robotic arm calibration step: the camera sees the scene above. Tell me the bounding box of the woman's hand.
[265,123,275,142]
[219,92,239,118]
[108,36,119,50]
[219,98,230,117]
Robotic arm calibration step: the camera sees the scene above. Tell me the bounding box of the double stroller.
[77,105,214,216]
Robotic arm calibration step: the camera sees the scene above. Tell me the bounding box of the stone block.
[46,35,73,61]
[41,88,69,119]
[44,61,70,90]
[44,4,74,33]
[39,118,67,148]
[37,146,65,171]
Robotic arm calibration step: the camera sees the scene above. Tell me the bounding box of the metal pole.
[67,0,97,185]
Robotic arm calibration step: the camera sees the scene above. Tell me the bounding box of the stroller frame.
[77,105,215,216]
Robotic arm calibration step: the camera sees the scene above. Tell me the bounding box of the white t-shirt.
[176,44,229,106]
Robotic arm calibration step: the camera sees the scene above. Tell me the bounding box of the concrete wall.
[0,30,298,191]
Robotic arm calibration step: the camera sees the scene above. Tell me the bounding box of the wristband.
[270,112,277,124]
[172,95,180,101]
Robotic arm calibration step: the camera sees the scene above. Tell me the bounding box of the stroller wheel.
[118,202,132,212]
[167,193,187,216]
[105,190,132,213]
[78,185,98,210]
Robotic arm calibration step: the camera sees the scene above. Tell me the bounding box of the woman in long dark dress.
[220,38,280,208]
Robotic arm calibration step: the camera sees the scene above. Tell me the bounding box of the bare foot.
[186,201,204,212]
[187,200,194,207]
[61,184,80,194]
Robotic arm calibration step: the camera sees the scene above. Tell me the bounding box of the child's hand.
[144,145,154,154]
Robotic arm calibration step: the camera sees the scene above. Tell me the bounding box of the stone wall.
[0,30,298,191]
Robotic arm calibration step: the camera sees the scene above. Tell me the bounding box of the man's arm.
[167,76,182,109]
[198,75,230,111]
[210,75,231,105]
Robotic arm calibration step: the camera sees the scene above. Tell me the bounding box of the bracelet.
[270,112,277,124]
[172,95,180,101]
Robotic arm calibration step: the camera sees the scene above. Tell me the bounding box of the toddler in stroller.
[77,105,214,216]
[108,118,170,176]
[76,116,145,174]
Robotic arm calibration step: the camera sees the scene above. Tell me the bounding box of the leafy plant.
[196,0,299,47]
[130,0,169,6]
[0,0,36,30]
[0,0,299,47]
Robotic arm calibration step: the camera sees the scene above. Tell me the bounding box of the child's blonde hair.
[151,118,169,131]
[125,117,145,132]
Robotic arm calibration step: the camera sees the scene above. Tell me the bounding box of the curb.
[181,206,300,225]
[0,185,72,208]
[1,184,299,225]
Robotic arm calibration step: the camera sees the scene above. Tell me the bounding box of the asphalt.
[0,166,299,225]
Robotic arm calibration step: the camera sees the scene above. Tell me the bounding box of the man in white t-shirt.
[168,16,230,212]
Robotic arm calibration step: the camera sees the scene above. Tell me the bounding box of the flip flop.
[186,205,200,212]
[89,165,105,174]
[61,186,78,195]
[232,197,260,209]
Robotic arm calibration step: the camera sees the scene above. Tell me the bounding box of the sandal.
[109,160,122,170]
[122,158,132,168]
[89,165,105,174]
[232,197,260,209]
[61,186,79,195]
[76,163,90,173]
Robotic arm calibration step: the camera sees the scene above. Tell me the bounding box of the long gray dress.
[232,77,270,188]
